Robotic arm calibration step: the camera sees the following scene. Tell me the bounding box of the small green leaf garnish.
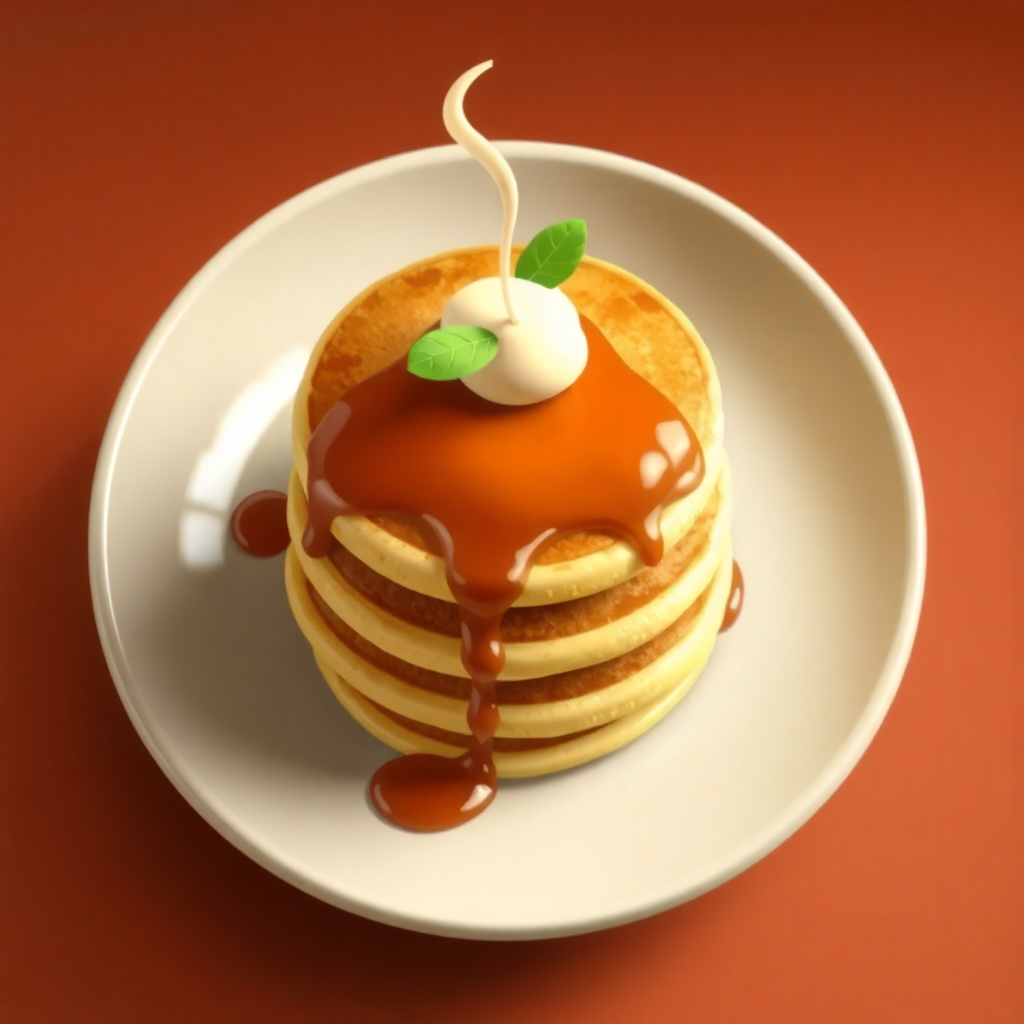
[514,219,587,288]
[407,325,499,381]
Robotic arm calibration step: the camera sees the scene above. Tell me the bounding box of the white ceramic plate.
[89,143,925,940]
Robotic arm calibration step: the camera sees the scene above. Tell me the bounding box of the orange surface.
[1,1,1021,1020]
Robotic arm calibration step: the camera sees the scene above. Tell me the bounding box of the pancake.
[314,641,716,779]
[286,457,731,679]
[288,539,732,745]
[283,245,735,780]
[291,247,725,605]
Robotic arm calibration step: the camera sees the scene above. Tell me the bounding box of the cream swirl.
[442,62,588,406]
[443,60,520,324]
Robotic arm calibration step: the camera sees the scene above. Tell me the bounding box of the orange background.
[1,1,1021,1020]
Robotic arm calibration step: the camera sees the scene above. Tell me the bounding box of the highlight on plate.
[231,60,743,832]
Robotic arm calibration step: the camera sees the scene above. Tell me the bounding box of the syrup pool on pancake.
[231,60,741,832]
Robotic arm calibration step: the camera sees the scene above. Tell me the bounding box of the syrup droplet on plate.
[230,490,290,557]
[371,752,497,832]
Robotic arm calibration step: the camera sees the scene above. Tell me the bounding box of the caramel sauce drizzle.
[300,316,705,831]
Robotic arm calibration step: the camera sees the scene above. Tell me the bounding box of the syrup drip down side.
[720,561,744,633]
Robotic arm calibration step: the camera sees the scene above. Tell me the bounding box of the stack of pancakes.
[284,247,731,777]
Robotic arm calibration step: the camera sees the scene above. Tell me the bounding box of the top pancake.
[292,246,724,605]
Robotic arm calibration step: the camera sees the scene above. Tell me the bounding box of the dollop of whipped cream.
[442,277,588,405]
[442,61,588,406]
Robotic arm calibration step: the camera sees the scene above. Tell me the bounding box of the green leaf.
[514,219,587,288]
[407,325,499,381]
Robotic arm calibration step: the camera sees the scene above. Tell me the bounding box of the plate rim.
[88,141,927,940]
